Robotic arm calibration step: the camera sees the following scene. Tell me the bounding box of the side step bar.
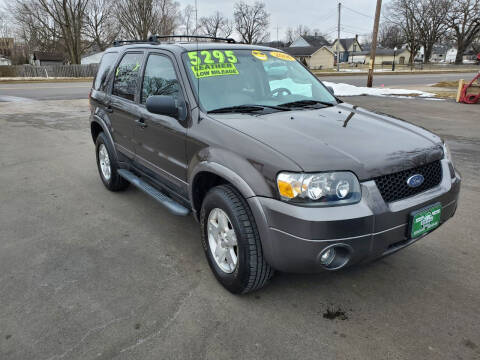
[117,169,190,216]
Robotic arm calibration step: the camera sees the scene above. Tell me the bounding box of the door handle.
[135,119,148,128]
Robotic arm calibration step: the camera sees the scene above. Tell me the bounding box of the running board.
[117,169,190,216]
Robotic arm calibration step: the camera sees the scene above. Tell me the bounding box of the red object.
[477,53,480,61]
[459,72,480,104]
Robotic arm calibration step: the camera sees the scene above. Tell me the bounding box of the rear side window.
[94,52,117,90]
[112,53,143,101]
[141,54,181,104]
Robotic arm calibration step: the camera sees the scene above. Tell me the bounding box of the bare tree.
[9,1,58,54]
[234,1,270,44]
[294,25,311,37]
[199,11,233,38]
[84,0,118,51]
[387,0,421,66]
[472,33,480,53]
[39,0,89,63]
[156,0,180,35]
[446,0,480,63]
[0,10,13,38]
[115,0,180,40]
[10,0,88,64]
[180,4,198,37]
[285,27,295,44]
[414,0,450,63]
[379,23,405,49]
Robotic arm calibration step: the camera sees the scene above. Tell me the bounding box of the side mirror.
[146,95,178,117]
[327,86,335,95]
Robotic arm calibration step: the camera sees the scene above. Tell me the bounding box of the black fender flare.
[188,161,257,210]
[91,115,118,162]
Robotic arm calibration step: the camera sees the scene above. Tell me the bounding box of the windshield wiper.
[278,100,335,108]
[208,104,290,114]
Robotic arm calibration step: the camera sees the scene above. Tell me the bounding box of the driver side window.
[141,54,181,104]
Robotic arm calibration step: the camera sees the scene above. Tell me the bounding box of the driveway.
[0,95,479,360]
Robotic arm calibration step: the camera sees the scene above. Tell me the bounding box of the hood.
[208,103,444,180]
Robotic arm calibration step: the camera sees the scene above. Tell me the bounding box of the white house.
[81,52,104,64]
[446,48,458,63]
[283,46,335,70]
[349,48,411,65]
[0,56,11,66]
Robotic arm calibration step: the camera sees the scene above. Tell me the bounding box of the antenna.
[195,0,200,113]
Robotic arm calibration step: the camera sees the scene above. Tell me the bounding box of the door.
[109,52,144,158]
[135,53,188,193]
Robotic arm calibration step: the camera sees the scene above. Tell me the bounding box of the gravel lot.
[0,94,479,360]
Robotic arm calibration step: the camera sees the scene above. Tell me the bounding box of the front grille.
[374,161,443,203]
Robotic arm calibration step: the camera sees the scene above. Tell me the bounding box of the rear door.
[109,51,145,158]
[134,51,188,195]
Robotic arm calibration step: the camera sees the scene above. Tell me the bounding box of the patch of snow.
[323,81,436,98]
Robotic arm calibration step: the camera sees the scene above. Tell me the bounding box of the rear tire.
[200,185,274,294]
[95,132,129,191]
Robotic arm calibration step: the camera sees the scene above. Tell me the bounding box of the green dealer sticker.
[191,63,239,78]
[410,203,442,238]
[188,50,239,78]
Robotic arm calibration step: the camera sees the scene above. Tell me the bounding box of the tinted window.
[112,53,143,101]
[141,55,181,104]
[94,52,117,90]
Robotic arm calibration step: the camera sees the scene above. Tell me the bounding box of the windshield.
[182,49,337,112]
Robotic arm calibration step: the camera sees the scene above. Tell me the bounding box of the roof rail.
[112,39,156,47]
[148,34,236,44]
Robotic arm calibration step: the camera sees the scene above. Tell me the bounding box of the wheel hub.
[207,208,238,274]
[98,144,111,181]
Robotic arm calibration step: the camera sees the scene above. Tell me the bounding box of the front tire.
[200,185,273,294]
[95,132,129,191]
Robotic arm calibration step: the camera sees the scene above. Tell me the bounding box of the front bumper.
[248,159,461,273]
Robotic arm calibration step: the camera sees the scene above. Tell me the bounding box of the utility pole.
[367,0,382,87]
[276,25,279,44]
[337,2,341,72]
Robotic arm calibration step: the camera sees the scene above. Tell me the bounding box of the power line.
[342,5,375,20]
[341,29,369,36]
[341,24,371,33]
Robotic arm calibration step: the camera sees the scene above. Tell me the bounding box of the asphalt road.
[0,82,91,101]
[0,72,478,101]
[0,91,479,359]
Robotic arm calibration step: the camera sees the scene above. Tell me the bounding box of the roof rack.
[113,35,236,47]
[148,35,236,43]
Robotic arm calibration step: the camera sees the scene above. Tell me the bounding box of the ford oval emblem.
[407,174,425,188]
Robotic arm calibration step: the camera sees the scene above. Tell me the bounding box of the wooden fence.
[0,64,99,78]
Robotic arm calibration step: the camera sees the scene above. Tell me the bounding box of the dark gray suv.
[89,36,461,294]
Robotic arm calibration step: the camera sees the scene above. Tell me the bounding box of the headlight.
[277,171,361,205]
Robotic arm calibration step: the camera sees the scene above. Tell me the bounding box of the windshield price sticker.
[188,50,239,78]
[191,63,239,78]
[252,50,268,61]
[270,51,295,61]
[188,50,238,66]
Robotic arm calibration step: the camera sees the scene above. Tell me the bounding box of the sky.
[188,0,378,42]
[0,0,379,42]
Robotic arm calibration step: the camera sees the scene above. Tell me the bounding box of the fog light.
[320,248,336,266]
